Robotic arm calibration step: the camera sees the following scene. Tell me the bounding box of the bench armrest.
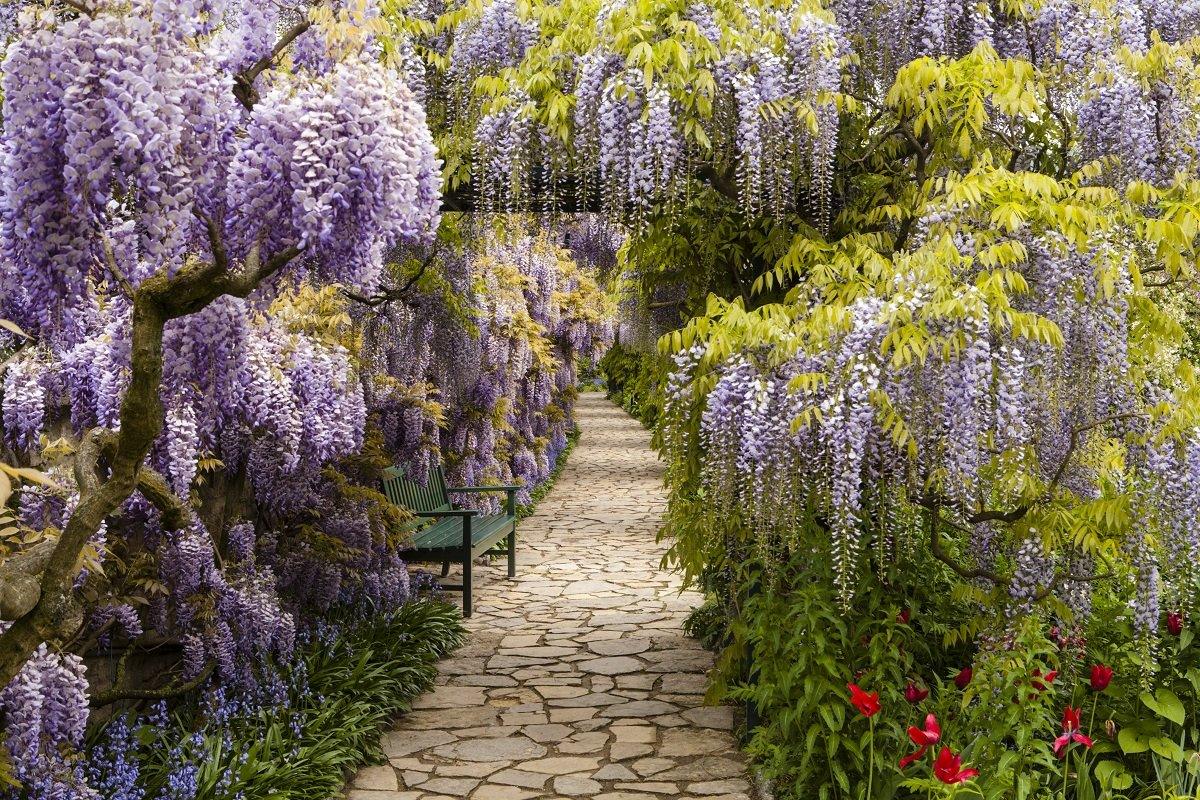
[449,485,519,516]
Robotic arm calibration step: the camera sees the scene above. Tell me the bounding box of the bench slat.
[411,513,516,551]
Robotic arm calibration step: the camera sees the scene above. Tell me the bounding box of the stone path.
[349,393,752,800]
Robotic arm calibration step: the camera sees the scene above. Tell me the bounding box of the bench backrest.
[381,465,452,513]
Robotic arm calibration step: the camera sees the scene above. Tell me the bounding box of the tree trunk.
[0,295,169,685]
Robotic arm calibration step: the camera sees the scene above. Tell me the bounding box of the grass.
[120,601,466,800]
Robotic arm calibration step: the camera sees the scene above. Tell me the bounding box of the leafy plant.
[97,600,465,800]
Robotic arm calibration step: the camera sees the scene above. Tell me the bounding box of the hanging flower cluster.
[0,0,447,791]
[361,223,614,508]
[667,181,1200,636]
[386,0,1200,232]
[410,0,847,223]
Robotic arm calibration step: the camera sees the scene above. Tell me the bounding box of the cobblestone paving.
[349,393,752,800]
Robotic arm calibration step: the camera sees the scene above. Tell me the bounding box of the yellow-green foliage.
[653,39,1200,625]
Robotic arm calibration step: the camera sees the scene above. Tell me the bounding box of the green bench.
[381,466,519,617]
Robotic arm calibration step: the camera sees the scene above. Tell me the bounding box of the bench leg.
[441,561,450,578]
[507,530,516,578]
[462,551,473,618]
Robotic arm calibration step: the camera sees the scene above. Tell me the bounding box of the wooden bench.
[381,466,519,617]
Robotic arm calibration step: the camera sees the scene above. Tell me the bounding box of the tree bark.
[0,296,166,684]
[0,247,301,688]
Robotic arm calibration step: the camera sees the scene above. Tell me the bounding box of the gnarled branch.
[91,654,216,707]
[925,504,1004,585]
[343,247,438,309]
[136,467,191,532]
[233,20,313,111]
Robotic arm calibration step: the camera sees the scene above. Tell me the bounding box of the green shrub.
[599,343,664,425]
[93,600,465,800]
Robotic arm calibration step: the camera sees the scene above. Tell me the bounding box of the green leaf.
[1117,727,1149,754]
[1093,760,1134,791]
[1148,735,1185,762]
[0,319,31,340]
[1141,688,1186,725]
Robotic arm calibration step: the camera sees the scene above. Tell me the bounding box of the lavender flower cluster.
[363,227,613,510]
[677,221,1200,618]
[0,0,445,793]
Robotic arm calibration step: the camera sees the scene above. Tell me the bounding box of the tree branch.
[343,247,437,308]
[218,244,305,299]
[99,234,135,298]
[0,540,55,622]
[1043,412,1139,499]
[1033,569,1113,602]
[193,209,229,273]
[91,657,216,707]
[135,467,191,532]
[892,126,930,254]
[0,227,303,684]
[233,20,314,111]
[925,504,1005,585]
[696,164,741,206]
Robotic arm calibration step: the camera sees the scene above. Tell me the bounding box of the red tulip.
[954,667,973,689]
[1089,664,1113,692]
[908,713,941,746]
[897,608,911,625]
[904,682,929,704]
[899,714,941,769]
[933,747,979,784]
[1053,705,1094,758]
[846,683,881,717]
[1061,706,1081,731]
[1168,611,1184,636]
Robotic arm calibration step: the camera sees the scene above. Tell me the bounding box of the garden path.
[349,392,753,800]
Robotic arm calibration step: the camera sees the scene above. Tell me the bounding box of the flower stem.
[866,716,875,800]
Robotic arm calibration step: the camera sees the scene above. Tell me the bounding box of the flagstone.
[349,395,749,799]
[431,737,547,762]
[598,700,680,718]
[587,639,651,656]
[470,786,540,800]
[522,723,574,742]
[547,692,626,707]
[521,756,603,774]
[610,743,654,760]
[555,775,603,795]
[352,766,398,790]
[557,741,607,756]
[592,764,638,781]
[433,762,508,777]
[615,783,677,794]
[549,708,598,723]
[382,730,458,758]
[611,726,656,743]
[659,729,737,757]
[416,777,481,795]
[411,685,487,709]
[654,757,746,781]
[490,769,551,789]
[686,779,752,795]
